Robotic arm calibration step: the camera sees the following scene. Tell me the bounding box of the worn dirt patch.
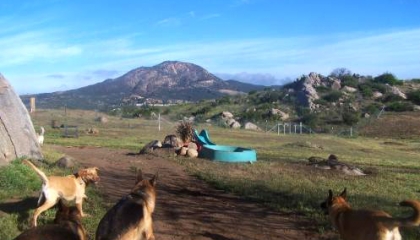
[53,145,334,240]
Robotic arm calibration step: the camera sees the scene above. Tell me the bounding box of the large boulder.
[0,74,43,165]
[296,72,321,111]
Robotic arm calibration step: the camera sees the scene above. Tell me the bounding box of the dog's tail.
[22,159,49,184]
[392,200,420,227]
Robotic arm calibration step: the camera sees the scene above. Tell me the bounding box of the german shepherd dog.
[95,169,157,240]
[321,188,420,240]
[14,200,86,240]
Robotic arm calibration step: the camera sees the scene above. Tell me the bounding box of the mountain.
[21,61,266,110]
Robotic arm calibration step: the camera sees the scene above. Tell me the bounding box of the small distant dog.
[95,169,157,240]
[23,159,100,227]
[308,154,366,176]
[14,200,86,240]
[37,127,45,146]
[320,188,420,240]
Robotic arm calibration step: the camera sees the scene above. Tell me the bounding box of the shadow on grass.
[0,196,38,230]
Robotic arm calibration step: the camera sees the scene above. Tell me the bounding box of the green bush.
[313,98,328,106]
[382,94,405,103]
[363,103,383,114]
[342,110,360,126]
[359,84,373,97]
[374,73,402,86]
[407,90,420,105]
[323,91,343,102]
[386,101,414,112]
[341,75,358,88]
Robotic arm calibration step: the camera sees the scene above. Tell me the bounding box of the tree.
[373,73,402,86]
[330,68,352,77]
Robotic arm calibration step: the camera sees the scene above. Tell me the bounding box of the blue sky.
[1,0,420,94]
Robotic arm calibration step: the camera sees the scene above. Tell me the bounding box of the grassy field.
[2,108,420,239]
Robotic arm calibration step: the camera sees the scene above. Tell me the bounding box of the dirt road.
[53,145,329,240]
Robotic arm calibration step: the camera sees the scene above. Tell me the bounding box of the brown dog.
[23,159,99,227]
[95,169,157,240]
[14,200,86,240]
[321,188,420,240]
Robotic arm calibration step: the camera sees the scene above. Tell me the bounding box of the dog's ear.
[136,169,143,183]
[328,189,333,200]
[150,171,158,186]
[340,188,347,199]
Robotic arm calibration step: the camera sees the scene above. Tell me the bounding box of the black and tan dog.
[14,200,86,240]
[321,188,420,240]
[23,159,100,227]
[95,169,157,240]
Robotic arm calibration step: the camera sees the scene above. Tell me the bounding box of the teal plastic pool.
[194,129,257,163]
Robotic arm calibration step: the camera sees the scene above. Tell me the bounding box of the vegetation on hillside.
[115,69,420,135]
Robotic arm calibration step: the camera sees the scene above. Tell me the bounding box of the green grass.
[0,149,108,240]
[2,108,420,239]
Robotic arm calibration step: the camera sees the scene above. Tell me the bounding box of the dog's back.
[322,189,420,240]
[14,201,86,240]
[96,170,157,240]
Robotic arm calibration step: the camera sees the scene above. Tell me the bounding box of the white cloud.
[0,30,82,66]
[200,14,221,20]
[155,18,181,27]
[4,27,420,94]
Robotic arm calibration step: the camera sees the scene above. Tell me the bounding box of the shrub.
[301,113,319,128]
[341,75,358,88]
[359,84,373,97]
[382,94,404,103]
[374,73,402,86]
[407,90,420,105]
[313,98,328,106]
[363,103,383,114]
[323,91,343,102]
[342,110,360,126]
[386,101,414,112]
[176,121,194,143]
[315,86,330,93]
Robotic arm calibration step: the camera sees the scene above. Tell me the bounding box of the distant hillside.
[21,61,266,110]
[160,70,420,134]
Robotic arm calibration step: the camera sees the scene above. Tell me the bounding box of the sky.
[1,0,420,94]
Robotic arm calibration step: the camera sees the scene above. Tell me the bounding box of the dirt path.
[53,145,327,240]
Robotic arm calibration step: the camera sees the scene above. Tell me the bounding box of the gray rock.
[387,84,407,99]
[221,111,234,119]
[342,86,357,93]
[56,156,75,168]
[139,140,162,154]
[244,122,260,131]
[163,135,181,148]
[0,74,43,165]
[331,80,341,90]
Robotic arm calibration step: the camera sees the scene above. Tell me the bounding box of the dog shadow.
[0,196,38,230]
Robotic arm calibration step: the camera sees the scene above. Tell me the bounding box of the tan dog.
[321,188,420,240]
[14,200,86,240]
[95,169,157,240]
[23,159,99,227]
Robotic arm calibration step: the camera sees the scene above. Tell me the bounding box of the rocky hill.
[162,70,420,134]
[21,61,266,110]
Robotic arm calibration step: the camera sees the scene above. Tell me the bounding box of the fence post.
[300,122,302,134]
[158,113,161,131]
[277,123,280,135]
[350,127,353,137]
